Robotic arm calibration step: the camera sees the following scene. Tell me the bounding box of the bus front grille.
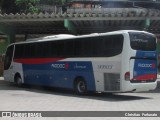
[104,73,120,91]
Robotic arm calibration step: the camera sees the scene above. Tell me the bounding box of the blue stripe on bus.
[22,61,96,91]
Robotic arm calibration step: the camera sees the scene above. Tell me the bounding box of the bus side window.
[36,43,44,58]
[57,41,65,57]
[29,43,36,58]
[93,37,103,57]
[83,38,94,57]
[50,41,58,57]
[102,35,123,57]
[74,39,83,57]
[44,42,52,58]
[15,45,24,59]
[64,40,75,57]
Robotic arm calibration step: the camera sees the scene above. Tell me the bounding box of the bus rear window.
[129,32,156,51]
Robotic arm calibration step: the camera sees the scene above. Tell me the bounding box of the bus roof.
[26,34,75,41]
[13,30,154,45]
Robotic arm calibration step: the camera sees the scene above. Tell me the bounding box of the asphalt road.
[0,79,160,120]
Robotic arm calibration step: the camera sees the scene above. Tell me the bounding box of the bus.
[3,30,158,94]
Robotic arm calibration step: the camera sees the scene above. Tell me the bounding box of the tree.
[0,0,70,14]
[15,0,40,13]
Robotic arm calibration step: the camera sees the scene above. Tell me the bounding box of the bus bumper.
[121,81,157,92]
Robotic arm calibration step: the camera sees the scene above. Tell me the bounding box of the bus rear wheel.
[74,78,87,95]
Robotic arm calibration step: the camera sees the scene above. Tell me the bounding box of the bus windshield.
[129,32,156,51]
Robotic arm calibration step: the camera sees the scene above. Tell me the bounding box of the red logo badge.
[65,63,69,70]
[152,64,155,69]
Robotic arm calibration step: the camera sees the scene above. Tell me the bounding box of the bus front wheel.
[74,78,87,95]
[15,74,23,87]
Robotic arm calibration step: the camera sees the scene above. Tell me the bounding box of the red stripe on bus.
[13,58,65,64]
[132,74,157,81]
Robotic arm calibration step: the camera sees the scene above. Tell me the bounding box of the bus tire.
[74,78,87,95]
[15,74,23,87]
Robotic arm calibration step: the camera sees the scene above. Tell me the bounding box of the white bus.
[4,30,158,94]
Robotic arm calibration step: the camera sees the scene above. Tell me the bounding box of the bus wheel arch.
[74,76,88,95]
[14,73,23,87]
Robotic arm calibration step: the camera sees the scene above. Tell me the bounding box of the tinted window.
[14,44,24,58]
[101,35,123,57]
[50,42,58,57]
[64,40,75,57]
[73,35,123,57]
[14,34,123,58]
[74,39,84,56]
[4,45,14,70]
[36,42,44,58]
[129,32,156,51]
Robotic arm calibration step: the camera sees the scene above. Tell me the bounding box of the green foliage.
[1,0,69,14]
[29,5,40,13]
[0,39,9,54]
[15,0,40,13]
[16,0,40,5]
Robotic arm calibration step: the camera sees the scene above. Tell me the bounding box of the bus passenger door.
[4,64,14,82]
